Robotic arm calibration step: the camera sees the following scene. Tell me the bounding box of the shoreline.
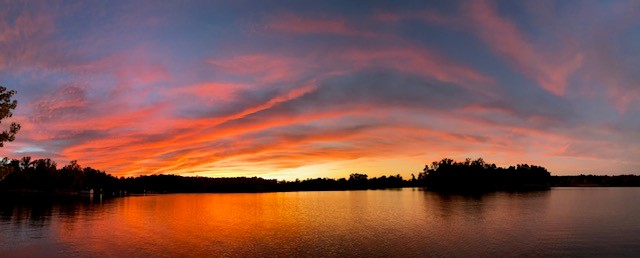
[3,185,640,199]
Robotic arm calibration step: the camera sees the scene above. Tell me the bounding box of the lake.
[2,188,640,257]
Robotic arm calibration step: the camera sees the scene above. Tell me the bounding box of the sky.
[0,0,639,180]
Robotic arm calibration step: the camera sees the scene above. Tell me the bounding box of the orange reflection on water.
[4,189,640,256]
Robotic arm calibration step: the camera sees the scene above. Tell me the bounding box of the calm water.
[2,188,640,257]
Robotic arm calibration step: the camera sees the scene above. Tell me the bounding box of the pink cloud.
[6,1,635,180]
[576,1,640,113]
[38,31,500,177]
[464,0,583,96]
[265,14,374,37]
[168,82,246,105]
[338,47,495,90]
[0,4,62,73]
[374,9,464,27]
[209,54,302,83]
[209,40,495,96]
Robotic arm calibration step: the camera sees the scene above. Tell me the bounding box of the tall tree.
[0,86,20,147]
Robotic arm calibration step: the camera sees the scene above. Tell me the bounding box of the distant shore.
[2,175,640,198]
[2,157,640,196]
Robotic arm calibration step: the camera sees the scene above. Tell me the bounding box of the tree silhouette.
[0,86,20,147]
[421,158,551,192]
[4,155,640,194]
[20,156,32,170]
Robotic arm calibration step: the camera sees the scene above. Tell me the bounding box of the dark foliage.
[1,158,119,195]
[0,157,408,195]
[0,86,20,147]
[552,175,640,187]
[418,158,551,192]
[3,156,638,196]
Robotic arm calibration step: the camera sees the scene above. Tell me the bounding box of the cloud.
[576,1,640,113]
[0,2,63,72]
[463,0,583,96]
[2,0,639,179]
[265,13,375,37]
[209,54,302,84]
[333,47,495,89]
[374,8,464,27]
[29,85,89,123]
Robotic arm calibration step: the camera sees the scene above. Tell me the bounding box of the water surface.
[2,188,640,257]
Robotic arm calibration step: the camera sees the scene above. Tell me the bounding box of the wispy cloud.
[1,0,639,179]
[265,13,376,37]
[463,0,583,96]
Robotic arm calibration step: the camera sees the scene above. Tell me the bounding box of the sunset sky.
[1,0,639,179]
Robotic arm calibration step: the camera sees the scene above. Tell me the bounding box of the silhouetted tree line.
[551,175,640,187]
[278,173,405,191]
[419,158,552,191]
[0,157,408,195]
[3,157,640,196]
[0,157,119,195]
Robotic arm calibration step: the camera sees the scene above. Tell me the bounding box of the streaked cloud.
[463,0,584,96]
[1,0,639,179]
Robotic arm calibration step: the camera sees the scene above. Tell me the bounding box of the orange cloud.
[5,1,637,180]
[54,82,342,175]
[57,94,369,177]
[37,35,500,179]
